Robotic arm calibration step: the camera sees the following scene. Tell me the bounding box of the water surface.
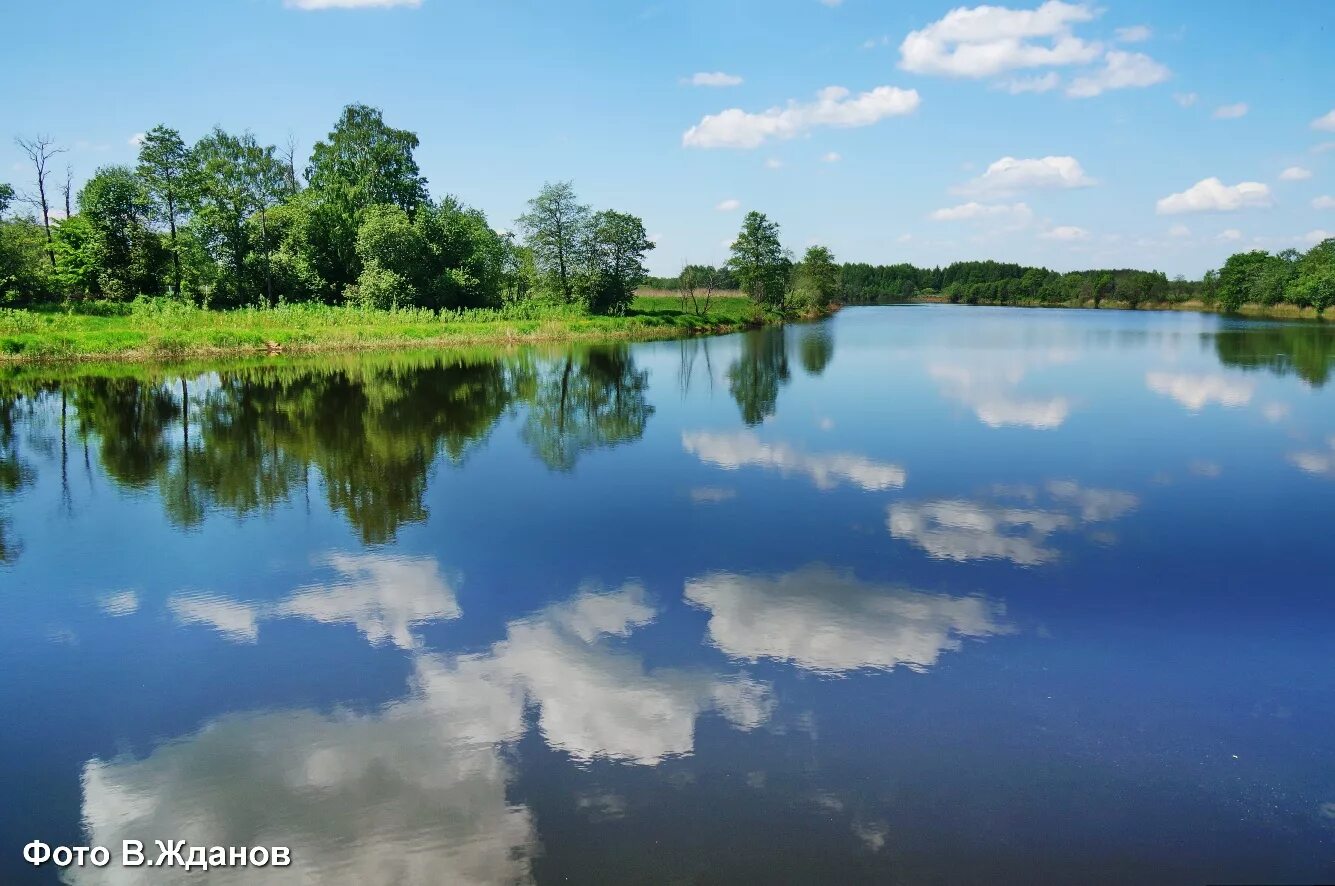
[3,305,1334,884]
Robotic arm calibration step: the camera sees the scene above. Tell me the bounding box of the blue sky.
[2,0,1332,277]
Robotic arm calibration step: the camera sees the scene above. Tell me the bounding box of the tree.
[795,245,839,309]
[679,264,719,316]
[517,181,590,303]
[728,211,789,309]
[137,125,197,299]
[303,104,428,293]
[1217,250,1270,313]
[1093,272,1113,309]
[77,165,166,298]
[584,209,653,315]
[14,135,66,267]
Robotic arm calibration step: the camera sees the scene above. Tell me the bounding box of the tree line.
[0,106,656,315]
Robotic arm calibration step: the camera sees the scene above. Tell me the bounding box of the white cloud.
[1311,109,1335,132]
[1066,50,1170,98]
[715,198,741,211]
[1279,166,1312,181]
[686,71,743,87]
[286,0,420,8]
[957,155,1094,195]
[822,151,842,163]
[682,431,906,491]
[1146,372,1255,410]
[1155,177,1273,214]
[929,201,1033,223]
[1212,102,1248,119]
[889,481,1137,566]
[1313,195,1335,210]
[1218,228,1243,241]
[1173,91,1198,108]
[764,157,783,170]
[898,1,1101,78]
[818,0,844,6]
[683,85,920,149]
[128,133,145,147]
[684,565,1011,674]
[168,593,261,642]
[996,72,1061,93]
[1312,141,1335,154]
[1168,223,1191,237]
[1040,224,1090,241]
[1114,24,1151,42]
[1305,229,1333,244]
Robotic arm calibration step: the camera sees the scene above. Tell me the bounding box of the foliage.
[728,211,791,308]
[516,181,590,304]
[76,165,168,299]
[794,245,839,309]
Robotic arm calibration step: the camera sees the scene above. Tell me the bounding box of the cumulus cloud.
[1066,50,1170,98]
[1173,91,1198,108]
[1279,166,1312,181]
[929,201,1034,223]
[169,553,461,649]
[683,85,920,149]
[996,72,1061,93]
[888,481,1138,566]
[1114,24,1151,42]
[1212,102,1248,119]
[715,198,741,211]
[682,431,906,491]
[1041,224,1090,241]
[956,155,1094,195]
[685,565,1012,674]
[1217,228,1243,241]
[686,71,743,87]
[898,0,1101,78]
[1311,109,1335,132]
[1313,195,1335,210]
[1155,178,1273,214]
[1146,372,1255,410]
[286,0,420,7]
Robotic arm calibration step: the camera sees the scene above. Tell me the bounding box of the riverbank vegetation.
[1,106,839,361]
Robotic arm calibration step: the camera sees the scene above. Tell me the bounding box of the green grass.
[0,293,775,363]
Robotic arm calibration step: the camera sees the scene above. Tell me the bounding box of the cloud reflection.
[685,564,1011,674]
[928,356,1073,430]
[889,481,1139,565]
[167,553,460,650]
[1288,436,1335,477]
[682,431,906,491]
[1146,371,1255,410]
[73,581,775,884]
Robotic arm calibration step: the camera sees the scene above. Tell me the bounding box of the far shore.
[895,294,1329,321]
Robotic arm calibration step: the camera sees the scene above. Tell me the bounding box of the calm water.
[2,305,1334,884]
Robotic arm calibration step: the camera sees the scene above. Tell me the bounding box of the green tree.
[1092,272,1113,309]
[728,211,790,309]
[78,165,167,298]
[303,104,428,294]
[584,209,653,315]
[1217,250,1271,313]
[795,244,839,309]
[517,181,590,303]
[0,183,13,215]
[137,126,197,299]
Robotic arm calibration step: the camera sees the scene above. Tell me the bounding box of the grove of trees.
[1,105,654,315]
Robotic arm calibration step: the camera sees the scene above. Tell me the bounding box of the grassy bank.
[0,294,799,363]
[898,295,1329,321]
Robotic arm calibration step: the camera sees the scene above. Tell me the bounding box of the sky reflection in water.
[2,305,1335,884]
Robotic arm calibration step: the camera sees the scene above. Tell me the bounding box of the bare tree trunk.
[15,135,66,268]
[62,164,73,220]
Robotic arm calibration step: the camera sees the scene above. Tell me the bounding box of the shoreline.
[893,295,1329,322]
[0,296,833,366]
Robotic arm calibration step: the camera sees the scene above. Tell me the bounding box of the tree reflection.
[728,327,791,425]
[0,394,33,563]
[798,326,834,376]
[1214,324,1335,387]
[521,345,654,471]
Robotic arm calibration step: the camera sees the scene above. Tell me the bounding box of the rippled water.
[2,305,1334,884]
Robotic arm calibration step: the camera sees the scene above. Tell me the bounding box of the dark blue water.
[2,305,1333,884]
